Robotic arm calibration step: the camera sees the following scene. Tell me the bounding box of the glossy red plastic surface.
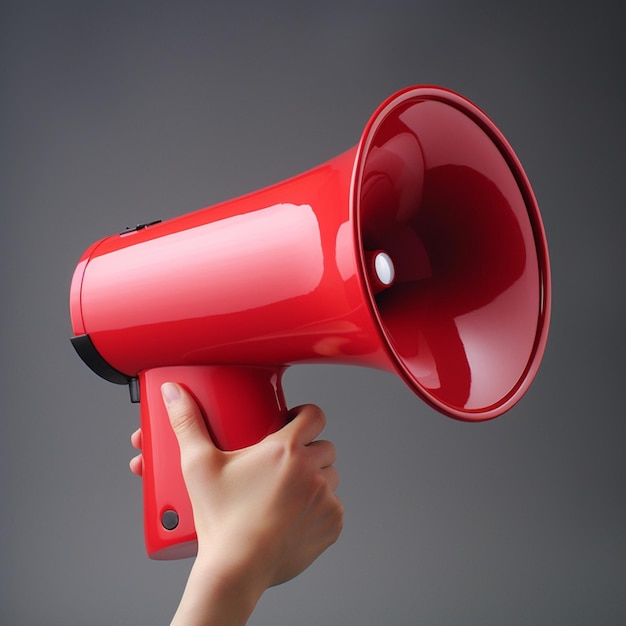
[70,86,550,558]
[140,365,287,559]
[356,88,550,418]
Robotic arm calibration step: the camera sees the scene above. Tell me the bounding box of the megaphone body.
[70,86,551,559]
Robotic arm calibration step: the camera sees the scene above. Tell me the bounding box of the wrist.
[171,551,268,626]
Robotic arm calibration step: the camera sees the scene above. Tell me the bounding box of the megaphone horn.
[70,86,551,559]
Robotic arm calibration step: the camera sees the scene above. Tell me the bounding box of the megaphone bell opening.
[354,87,550,420]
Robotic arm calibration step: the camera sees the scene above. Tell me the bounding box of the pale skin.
[129,382,343,625]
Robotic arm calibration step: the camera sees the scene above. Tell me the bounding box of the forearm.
[171,557,266,626]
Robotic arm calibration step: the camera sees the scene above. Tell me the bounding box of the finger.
[130,428,142,451]
[306,439,337,469]
[283,404,326,446]
[129,453,143,477]
[321,465,340,492]
[161,382,217,458]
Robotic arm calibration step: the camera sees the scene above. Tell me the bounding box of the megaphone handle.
[138,364,288,560]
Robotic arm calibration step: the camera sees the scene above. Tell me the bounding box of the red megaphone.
[70,86,551,559]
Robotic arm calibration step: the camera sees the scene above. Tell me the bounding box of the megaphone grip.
[138,365,288,560]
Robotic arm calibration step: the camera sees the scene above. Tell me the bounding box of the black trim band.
[70,334,130,385]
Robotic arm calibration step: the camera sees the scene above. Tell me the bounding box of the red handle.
[138,365,288,560]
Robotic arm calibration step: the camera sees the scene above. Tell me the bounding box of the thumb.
[161,382,216,458]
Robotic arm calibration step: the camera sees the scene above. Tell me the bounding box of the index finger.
[282,404,327,446]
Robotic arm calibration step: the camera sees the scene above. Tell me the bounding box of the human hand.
[130,382,343,624]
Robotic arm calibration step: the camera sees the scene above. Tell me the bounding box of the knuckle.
[262,436,290,462]
[169,404,200,438]
[307,404,326,428]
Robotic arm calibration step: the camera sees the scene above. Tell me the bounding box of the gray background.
[2,1,625,624]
